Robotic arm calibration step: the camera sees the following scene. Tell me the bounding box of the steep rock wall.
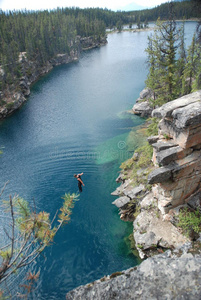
[148,90,201,214]
[65,91,201,299]
[65,93,201,299]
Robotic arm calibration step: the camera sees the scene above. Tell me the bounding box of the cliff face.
[0,35,107,120]
[134,91,201,257]
[148,90,201,214]
[114,91,201,258]
[66,251,201,300]
[65,91,201,299]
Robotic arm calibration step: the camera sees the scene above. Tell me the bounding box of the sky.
[0,0,169,12]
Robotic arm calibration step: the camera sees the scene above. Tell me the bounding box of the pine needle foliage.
[0,192,79,285]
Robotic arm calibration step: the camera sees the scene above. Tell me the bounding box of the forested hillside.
[0,1,200,117]
[126,0,200,23]
[0,8,106,91]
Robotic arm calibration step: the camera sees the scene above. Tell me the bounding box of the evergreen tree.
[137,16,141,29]
[145,17,180,105]
[181,34,197,94]
[145,36,158,107]
[176,22,186,96]
[116,20,123,32]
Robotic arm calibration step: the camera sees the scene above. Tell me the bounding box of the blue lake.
[0,21,197,298]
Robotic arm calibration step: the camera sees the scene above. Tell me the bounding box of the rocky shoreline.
[113,90,201,258]
[66,90,201,299]
[132,87,153,117]
[0,35,107,120]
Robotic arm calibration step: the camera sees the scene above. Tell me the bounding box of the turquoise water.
[0,22,197,299]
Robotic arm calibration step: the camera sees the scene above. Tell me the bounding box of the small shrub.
[146,117,159,136]
[163,133,171,140]
[0,99,6,106]
[177,208,201,237]
[155,209,160,218]
[133,204,141,219]
[135,143,153,168]
[6,102,15,110]
[120,158,134,170]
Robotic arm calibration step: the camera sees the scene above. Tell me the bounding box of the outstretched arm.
[78,178,85,186]
[77,172,83,176]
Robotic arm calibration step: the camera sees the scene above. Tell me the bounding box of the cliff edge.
[66,251,201,300]
[66,91,201,299]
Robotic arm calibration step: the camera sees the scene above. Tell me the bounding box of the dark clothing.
[77,175,83,192]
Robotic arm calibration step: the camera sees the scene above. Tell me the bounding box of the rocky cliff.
[148,90,201,214]
[114,90,201,258]
[66,250,201,300]
[65,91,201,299]
[0,35,107,119]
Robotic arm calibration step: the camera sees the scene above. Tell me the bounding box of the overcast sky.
[0,0,169,12]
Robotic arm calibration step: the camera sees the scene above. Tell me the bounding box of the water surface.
[0,22,197,299]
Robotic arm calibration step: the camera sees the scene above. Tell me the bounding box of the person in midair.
[74,172,85,193]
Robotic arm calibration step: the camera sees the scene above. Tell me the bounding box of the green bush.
[178,208,201,237]
[146,117,159,136]
[135,143,153,168]
[6,102,15,109]
[120,157,135,170]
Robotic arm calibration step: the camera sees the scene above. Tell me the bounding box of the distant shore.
[107,18,199,34]
[107,27,154,34]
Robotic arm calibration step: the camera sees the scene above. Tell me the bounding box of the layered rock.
[133,193,188,258]
[111,181,146,222]
[65,91,201,299]
[113,91,201,257]
[148,90,201,214]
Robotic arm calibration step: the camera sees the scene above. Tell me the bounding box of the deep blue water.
[0,21,197,299]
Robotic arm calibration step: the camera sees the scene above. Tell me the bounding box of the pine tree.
[181,34,197,95]
[176,22,186,96]
[145,17,180,105]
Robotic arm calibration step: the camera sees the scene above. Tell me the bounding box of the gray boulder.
[147,135,159,145]
[123,184,145,199]
[148,166,173,184]
[112,196,130,209]
[152,140,178,152]
[132,101,152,117]
[152,90,201,119]
[66,252,201,300]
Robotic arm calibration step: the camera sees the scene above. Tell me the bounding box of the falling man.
[74,172,85,193]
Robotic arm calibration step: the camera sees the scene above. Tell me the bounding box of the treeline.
[145,18,201,107]
[0,2,200,95]
[126,1,200,23]
[62,2,200,30]
[0,8,106,90]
